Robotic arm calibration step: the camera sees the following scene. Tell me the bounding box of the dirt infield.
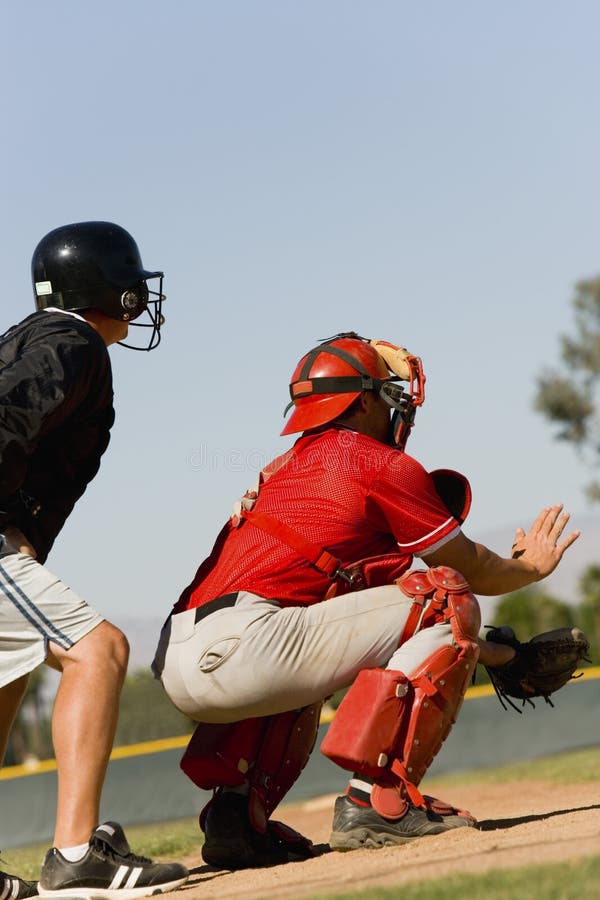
[174,780,600,899]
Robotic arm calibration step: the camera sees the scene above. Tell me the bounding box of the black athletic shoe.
[201,793,308,870]
[0,870,38,899]
[38,822,188,899]
[329,795,473,851]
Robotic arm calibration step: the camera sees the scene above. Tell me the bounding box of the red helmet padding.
[281,337,390,436]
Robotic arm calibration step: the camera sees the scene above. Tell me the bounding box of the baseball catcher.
[484,625,590,711]
[153,331,580,866]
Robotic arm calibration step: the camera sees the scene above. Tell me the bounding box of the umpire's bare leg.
[45,622,129,847]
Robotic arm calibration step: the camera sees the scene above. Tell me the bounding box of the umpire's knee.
[63,621,129,683]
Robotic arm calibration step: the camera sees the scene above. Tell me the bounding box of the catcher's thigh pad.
[321,566,480,818]
[320,667,410,777]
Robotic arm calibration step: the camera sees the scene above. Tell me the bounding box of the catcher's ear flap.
[430,469,472,524]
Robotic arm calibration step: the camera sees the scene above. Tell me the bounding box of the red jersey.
[176,428,461,611]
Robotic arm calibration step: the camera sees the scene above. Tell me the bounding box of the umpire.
[0,223,188,899]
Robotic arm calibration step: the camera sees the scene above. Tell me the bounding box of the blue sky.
[2,1,599,618]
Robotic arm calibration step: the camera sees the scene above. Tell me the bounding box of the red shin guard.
[321,566,481,819]
[183,703,322,836]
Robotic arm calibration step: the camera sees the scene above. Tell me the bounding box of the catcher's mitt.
[485,625,591,712]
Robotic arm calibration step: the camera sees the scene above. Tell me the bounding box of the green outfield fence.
[1,670,599,849]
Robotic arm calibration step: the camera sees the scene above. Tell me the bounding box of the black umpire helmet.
[31,221,165,350]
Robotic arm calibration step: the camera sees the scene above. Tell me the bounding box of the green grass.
[310,856,600,900]
[2,745,599,885]
[425,744,600,788]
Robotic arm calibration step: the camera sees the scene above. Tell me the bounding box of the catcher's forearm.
[462,542,538,594]
[424,535,537,595]
[423,506,579,595]
[477,638,516,667]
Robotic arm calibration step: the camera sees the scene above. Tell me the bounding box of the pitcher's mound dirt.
[175,781,600,900]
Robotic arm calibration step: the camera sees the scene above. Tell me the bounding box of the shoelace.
[91,838,152,865]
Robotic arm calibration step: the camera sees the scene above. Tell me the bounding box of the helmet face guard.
[379,356,425,450]
[282,332,425,449]
[32,221,165,351]
[117,275,165,351]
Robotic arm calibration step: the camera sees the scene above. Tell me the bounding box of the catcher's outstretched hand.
[510,504,580,580]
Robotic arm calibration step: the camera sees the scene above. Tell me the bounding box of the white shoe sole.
[37,876,188,900]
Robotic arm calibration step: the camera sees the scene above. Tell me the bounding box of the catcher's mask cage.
[32,221,165,351]
[282,331,425,450]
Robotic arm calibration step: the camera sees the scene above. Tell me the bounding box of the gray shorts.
[153,585,455,723]
[0,536,104,688]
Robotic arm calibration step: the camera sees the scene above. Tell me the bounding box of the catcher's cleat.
[0,869,39,899]
[38,822,188,899]
[329,795,475,851]
[422,794,477,828]
[201,792,314,869]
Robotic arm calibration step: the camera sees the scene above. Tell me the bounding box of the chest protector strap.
[234,466,471,597]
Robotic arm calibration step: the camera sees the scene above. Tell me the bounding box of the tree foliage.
[492,585,576,637]
[577,563,600,658]
[535,276,600,499]
[487,575,597,665]
[114,669,193,746]
[4,666,193,766]
[4,668,53,765]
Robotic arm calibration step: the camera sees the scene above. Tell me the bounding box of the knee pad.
[320,667,410,776]
[396,565,481,642]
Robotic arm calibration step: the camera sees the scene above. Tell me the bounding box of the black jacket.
[0,310,115,562]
